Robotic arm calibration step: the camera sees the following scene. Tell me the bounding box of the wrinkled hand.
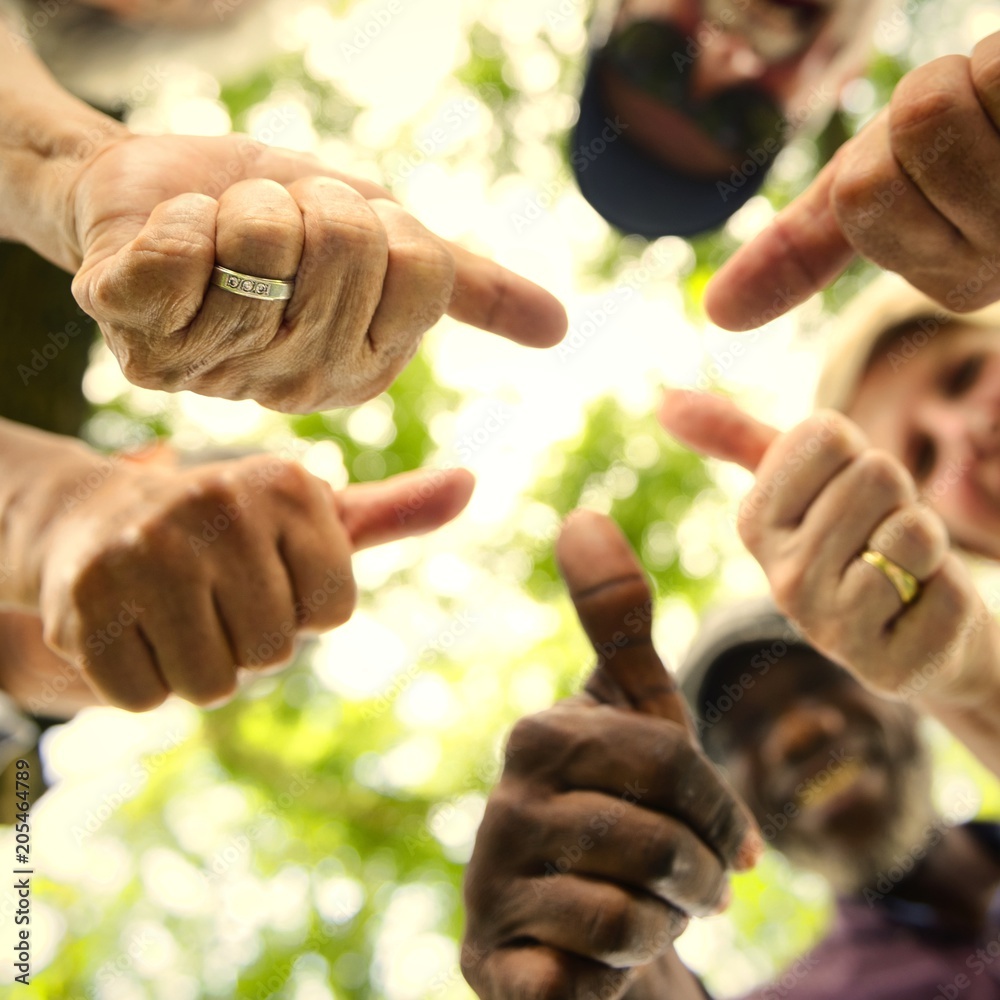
[659,389,1000,706]
[66,133,567,411]
[37,453,473,711]
[706,31,1000,331]
[462,510,760,1000]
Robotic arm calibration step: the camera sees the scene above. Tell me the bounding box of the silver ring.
[210,264,294,301]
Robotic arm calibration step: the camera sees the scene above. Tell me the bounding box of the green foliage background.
[10,0,1000,998]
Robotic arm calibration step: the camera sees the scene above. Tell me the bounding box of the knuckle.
[768,561,808,618]
[323,573,358,629]
[929,556,970,621]
[811,410,864,463]
[186,671,239,708]
[638,821,685,881]
[854,449,912,500]
[133,516,187,560]
[829,156,882,222]
[109,682,170,713]
[736,500,764,552]
[324,210,388,263]
[189,473,243,511]
[903,506,949,559]
[267,457,315,497]
[505,712,555,770]
[82,268,133,320]
[889,61,967,143]
[484,787,542,854]
[390,239,455,316]
[583,892,634,958]
[117,350,169,390]
[971,37,1000,104]
[224,212,302,257]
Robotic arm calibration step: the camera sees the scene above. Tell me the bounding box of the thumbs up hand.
[658,389,1000,724]
[461,510,761,1000]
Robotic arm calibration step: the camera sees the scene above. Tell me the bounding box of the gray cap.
[678,597,808,745]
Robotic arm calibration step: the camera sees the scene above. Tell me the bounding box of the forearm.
[919,693,1000,780]
[0,418,112,609]
[913,619,1000,779]
[0,8,128,269]
[0,611,99,717]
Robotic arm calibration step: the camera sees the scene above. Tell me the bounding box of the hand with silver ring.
[658,390,1000,716]
[56,132,567,413]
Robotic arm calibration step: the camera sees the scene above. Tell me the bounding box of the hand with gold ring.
[45,130,567,413]
[658,390,1000,723]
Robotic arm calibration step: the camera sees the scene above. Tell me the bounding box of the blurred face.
[708,648,934,892]
[849,323,1000,559]
[597,0,878,179]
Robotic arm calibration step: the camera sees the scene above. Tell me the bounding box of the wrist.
[0,17,130,270]
[911,616,1000,711]
[0,428,117,609]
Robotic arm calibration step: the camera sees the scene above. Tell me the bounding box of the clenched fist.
[706,31,1000,330]
[462,511,760,1000]
[32,450,473,711]
[61,132,567,412]
[659,389,1000,776]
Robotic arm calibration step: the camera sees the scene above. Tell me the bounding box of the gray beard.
[774,748,939,897]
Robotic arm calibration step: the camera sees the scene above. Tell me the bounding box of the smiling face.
[596,0,878,179]
[847,322,1000,559]
[705,646,934,892]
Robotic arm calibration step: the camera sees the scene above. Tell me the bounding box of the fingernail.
[735,828,764,871]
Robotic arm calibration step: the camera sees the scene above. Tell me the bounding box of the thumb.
[555,509,694,733]
[446,242,568,348]
[334,468,475,551]
[658,389,777,472]
[556,509,764,871]
[704,153,855,332]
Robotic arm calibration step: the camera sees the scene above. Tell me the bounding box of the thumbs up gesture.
[658,389,1000,776]
[461,511,761,1000]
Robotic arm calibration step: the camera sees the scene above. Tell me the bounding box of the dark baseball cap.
[572,54,772,239]
[678,597,808,740]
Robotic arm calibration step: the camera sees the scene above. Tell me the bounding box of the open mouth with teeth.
[795,756,867,811]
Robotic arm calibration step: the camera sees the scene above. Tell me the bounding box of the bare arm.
[0,8,128,270]
[660,389,1000,780]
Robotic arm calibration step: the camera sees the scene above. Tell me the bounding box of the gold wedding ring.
[210,264,294,301]
[860,549,921,607]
